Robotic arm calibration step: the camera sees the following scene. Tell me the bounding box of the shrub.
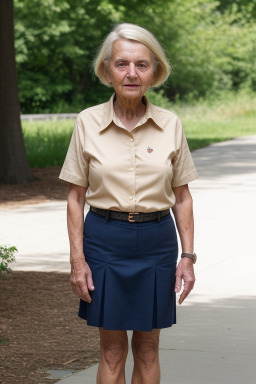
[0,245,17,276]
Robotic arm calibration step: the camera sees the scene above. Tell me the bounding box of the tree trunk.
[0,0,32,184]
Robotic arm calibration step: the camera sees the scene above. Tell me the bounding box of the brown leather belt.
[90,207,170,223]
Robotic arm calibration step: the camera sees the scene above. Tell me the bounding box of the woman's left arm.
[172,184,196,304]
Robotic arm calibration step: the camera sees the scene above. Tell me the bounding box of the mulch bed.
[0,167,69,210]
[0,168,100,383]
[0,272,100,384]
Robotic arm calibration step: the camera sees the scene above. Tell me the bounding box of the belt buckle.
[128,212,139,222]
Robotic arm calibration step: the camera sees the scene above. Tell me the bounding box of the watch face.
[193,253,197,263]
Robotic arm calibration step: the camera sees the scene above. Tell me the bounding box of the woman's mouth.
[124,84,140,88]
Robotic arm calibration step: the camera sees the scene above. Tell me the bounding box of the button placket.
[128,135,136,210]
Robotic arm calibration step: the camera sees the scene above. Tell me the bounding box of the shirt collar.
[99,94,116,132]
[99,93,164,132]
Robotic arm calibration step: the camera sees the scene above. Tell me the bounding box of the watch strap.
[181,252,197,264]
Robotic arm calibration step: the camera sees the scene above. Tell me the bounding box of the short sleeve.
[171,121,198,187]
[59,119,89,187]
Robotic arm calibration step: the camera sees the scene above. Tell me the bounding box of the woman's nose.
[127,64,137,78]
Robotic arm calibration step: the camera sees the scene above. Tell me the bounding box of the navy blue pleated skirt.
[78,210,178,331]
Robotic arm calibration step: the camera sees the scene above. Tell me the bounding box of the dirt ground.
[0,167,69,210]
[0,168,100,384]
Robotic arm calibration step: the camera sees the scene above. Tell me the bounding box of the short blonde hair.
[94,23,170,87]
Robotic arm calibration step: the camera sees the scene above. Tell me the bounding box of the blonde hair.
[93,23,170,87]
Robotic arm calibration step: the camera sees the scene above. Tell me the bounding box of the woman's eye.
[138,63,147,68]
[117,63,125,67]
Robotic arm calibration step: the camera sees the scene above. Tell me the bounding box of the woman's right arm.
[67,183,94,303]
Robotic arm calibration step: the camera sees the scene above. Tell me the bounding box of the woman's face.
[105,39,155,101]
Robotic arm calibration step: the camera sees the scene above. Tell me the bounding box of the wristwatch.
[181,252,197,264]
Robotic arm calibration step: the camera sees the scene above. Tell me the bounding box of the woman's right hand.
[67,184,93,302]
[70,258,95,303]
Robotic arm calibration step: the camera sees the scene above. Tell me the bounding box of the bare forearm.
[172,192,194,253]
[66,184,94,302]
[67,189,86,261]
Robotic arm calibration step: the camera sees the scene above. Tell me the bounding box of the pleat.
[155,264,176,329]
[97,263,154,331]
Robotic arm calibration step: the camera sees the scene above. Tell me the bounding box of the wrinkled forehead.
[110,38,154,62]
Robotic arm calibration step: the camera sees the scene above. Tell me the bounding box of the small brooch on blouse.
[147,146,153,153]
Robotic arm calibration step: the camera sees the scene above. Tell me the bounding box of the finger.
[175,274,182,293]
[75,282,92,303]
[178,290,189,305]
[80,285,92,303]
[86,272,95,291]
[178,281,195,304]
[71,279,92,303]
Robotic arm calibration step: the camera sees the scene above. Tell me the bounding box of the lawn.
[173,91,256,151]
[22,92,256,167]
[22,119,74,167]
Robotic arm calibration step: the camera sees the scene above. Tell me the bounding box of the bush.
[146,89,173,110]
[0,245,17,276]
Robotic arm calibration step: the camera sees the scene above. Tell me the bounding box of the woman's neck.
[114,95,146,122]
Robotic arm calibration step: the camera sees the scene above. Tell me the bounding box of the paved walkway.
[1,136,256,383]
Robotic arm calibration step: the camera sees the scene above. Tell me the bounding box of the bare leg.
[97,328,128,384]
[131,329,161,384]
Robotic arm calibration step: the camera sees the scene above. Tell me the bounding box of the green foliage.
[14,0,256,112]
[217,0,256,17]
[146,89,173,110]
[14,0,121,112]
[153,0,256,99]
[0,245,17,276]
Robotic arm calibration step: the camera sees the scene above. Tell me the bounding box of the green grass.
[22,92,256,167]
[22,119,74,167]
[173,91,256,151]
[185,116,256,151]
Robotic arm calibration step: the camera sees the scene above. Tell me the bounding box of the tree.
[0,0,32,184]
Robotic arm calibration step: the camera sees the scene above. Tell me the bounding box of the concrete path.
[1,136,256,383]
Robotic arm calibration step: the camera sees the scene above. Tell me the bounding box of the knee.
[101,336,128,373]
[132,336,159,371]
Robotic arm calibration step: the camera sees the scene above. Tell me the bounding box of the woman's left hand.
[172,184,196,304]
[175,257,195,304]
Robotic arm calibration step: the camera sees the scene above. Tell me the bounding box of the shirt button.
[129,195,133,200]
[130,138,134,142]
[130,167,134,172]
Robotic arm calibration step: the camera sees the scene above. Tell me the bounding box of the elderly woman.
[60,23,198,384]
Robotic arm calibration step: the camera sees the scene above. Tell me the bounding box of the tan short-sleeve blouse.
[59,94,198,212]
